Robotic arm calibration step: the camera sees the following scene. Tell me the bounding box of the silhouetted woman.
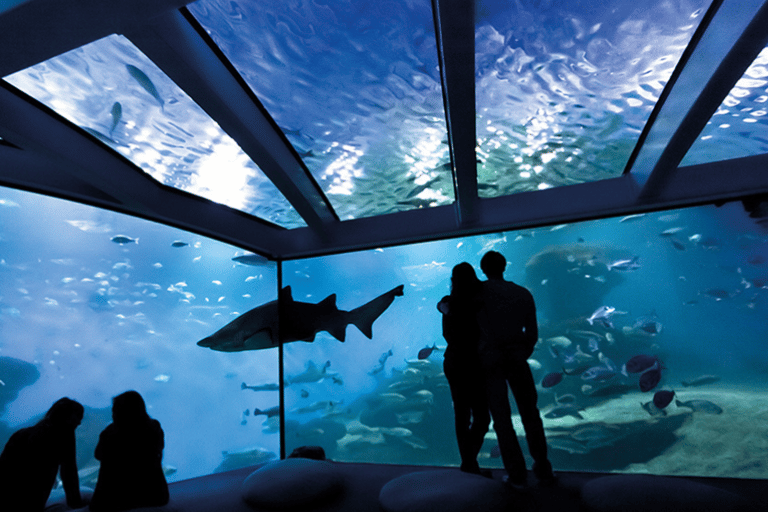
[89,390,169,512]
[0,397,85,511]
[437,262,491,475]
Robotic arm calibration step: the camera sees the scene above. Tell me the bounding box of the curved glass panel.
[283,202,767,479]
[0,185,279,482]
[3,34,306,229]
[476,0,712,196]
[189,0,453,220]
[681,46,768,167]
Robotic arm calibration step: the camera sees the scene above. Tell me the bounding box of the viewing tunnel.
[1,0,767,510]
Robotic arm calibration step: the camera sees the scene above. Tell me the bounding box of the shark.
[197,284,405,352]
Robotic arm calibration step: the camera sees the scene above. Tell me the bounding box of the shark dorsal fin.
[318,293,337,309]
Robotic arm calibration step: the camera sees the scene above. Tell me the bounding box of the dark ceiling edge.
[628,0,768,183]
[0,0,191,77]
[126,9,338,231]
[272,153,768,260]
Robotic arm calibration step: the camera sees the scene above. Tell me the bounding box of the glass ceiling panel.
[681,46,768,167]
[189,0,453,220]
[476,0,713,197]
[3,34,306,229]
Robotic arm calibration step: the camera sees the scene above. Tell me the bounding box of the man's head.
[480,250,506,279]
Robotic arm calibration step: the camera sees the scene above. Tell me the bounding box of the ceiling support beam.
[126,9,338,231]
[638,0,768,201]
[0,0,190,78]
[273,154,768,259]
[433,0,478,226]
[0,82,287,258]
[626,0,768,192]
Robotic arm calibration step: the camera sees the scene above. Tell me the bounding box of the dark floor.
[166,463,764,512]
[48,462,765,512]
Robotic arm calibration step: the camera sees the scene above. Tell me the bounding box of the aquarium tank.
[2,183,767,483]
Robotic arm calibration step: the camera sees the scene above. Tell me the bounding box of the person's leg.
[507,361,554,481]
[468,366,491,460]
[444,358,477,471]
[485,367,527,482]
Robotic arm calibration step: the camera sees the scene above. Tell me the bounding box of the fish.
[653,390,675,409]
[606,256,640,271]
[109,101,122,136]
[670,238,686,251]
[544,404,584,419]
[555,393,577,404]
[625,354,659,374]
[285,360,331,385]
[639,363,662,392]
[619,213,646,223]
[541,372,564,388]
[675,399,723,414]
[196,284,404,352]
[659,227,685,237]
[634,319,662,335]
[681,375,721,387]
[641,401,667,416]
[241,382,280,392]
[417,344,437,360]
[587,306,615,328]
[702,288,731,300]
[546,436,589,454]
[232,253,270,266]
[171,241,188,247]
[110,235,138,244]
[300,389,309,398]
[126,64,164,108]
[252,405,280,417]
[581,364,617,382]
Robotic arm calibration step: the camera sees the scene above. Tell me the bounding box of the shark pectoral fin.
[349,284,404,339]
[327,323,346,342]
[243,329,275,350]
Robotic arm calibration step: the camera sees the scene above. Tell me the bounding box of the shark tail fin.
[349,285,404,339]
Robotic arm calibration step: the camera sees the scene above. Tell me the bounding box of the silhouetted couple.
[438,251,555,487]
[0,390,168,511]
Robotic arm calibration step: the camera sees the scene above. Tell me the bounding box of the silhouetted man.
[476,251,554,487]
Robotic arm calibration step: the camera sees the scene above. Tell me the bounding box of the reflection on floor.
[46,462,763,512]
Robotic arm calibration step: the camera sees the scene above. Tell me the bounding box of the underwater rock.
[525,245,626,324]
[0,356,40,415]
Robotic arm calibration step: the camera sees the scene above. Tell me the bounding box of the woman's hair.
[43,397,84,427]
[112,390,150,424]
[450,262,480,298]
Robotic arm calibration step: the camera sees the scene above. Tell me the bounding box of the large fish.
[197,284,404,352]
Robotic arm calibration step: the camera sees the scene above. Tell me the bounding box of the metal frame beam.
[0,82,288,259]
[627,0,768,193]
[433,0,478,226]
[126,9,338,231]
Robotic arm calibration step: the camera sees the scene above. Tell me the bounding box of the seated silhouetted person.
[0,397,85,511]
[437,262,490,475]
[89,391,169,512]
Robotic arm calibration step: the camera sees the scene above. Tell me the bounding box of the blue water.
[2,185,768,481]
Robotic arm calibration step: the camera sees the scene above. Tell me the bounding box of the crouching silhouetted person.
[89,391,169,512]
[0,397,85,511]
